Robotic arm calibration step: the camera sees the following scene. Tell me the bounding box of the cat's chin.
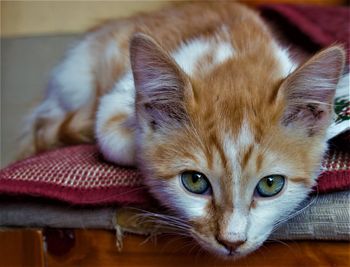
[212,242,263,260]
[216,244,262,260]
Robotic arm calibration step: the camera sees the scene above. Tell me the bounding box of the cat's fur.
[19,2,346,258]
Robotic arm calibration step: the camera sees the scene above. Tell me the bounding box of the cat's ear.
[279,46,345,136]
[130,33,192,131]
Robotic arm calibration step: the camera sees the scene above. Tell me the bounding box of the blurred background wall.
[1,0,345,37]
[1,1,170,167]
[1,1,169,37]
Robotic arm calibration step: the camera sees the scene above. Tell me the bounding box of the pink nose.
[216,237,246,254]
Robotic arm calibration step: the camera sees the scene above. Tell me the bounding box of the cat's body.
[20,2,345,259]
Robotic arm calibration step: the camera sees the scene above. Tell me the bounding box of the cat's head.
[130,33,345,258]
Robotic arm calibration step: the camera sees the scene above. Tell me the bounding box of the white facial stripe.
[236,120,255,148]
[222,136,240,204]
[224,211,248,241]
[222,120,255,204]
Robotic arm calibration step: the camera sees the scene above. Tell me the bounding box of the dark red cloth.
[260,4,350,62]
[0,145,349,206]
[316,149,350,193]
[0,145,151,205]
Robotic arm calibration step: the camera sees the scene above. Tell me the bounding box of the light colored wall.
[1,1,170,167]
[1,0,344,38]
[1,35,80,167]
[1,1,170,37]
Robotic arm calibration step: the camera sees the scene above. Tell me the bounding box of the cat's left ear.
[130,33,193,131]
[279,46,345,136]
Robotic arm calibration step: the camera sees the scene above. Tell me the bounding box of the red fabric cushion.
[0,145,151,205]
[260,4,350,63]
[0,145,349,206]
[316,149,350,194]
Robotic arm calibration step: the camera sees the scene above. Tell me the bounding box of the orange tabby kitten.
[20,2,345,258]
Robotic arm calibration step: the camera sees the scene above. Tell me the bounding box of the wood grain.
[0,229,45,267]
[45,229,350,267]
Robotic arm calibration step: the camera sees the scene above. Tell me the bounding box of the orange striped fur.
[19,2,345,259]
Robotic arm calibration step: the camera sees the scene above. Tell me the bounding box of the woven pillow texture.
[0,145,349,206]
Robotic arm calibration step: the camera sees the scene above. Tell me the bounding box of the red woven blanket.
[0,145,349,206]
[260,4,350,63]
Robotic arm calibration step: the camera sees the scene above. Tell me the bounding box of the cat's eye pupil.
[181,171,211,195]
[192,174,200,183]
[256,175,285,198]
[266,177,274,187]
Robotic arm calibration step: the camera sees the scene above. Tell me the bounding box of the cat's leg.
[95,72,137,166]
[18,39,96,159]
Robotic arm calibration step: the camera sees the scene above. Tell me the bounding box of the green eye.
[256,175,285,197]
[181,171,211,194]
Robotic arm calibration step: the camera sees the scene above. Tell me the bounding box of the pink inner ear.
[282,103,331,136]
[280,46,345,135]
[130,33,191,128]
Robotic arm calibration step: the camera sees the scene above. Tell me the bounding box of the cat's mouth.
[191,232,264,259]
[192,233,247,260]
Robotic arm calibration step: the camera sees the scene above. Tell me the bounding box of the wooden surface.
[0,229,45,267]
[46,230,350,267]
[0,229,349,266]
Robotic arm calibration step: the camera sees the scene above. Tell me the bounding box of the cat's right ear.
[278,46,345,136]
[130,33,193,131]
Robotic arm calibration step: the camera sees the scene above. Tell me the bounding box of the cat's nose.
[216,237,246,254]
